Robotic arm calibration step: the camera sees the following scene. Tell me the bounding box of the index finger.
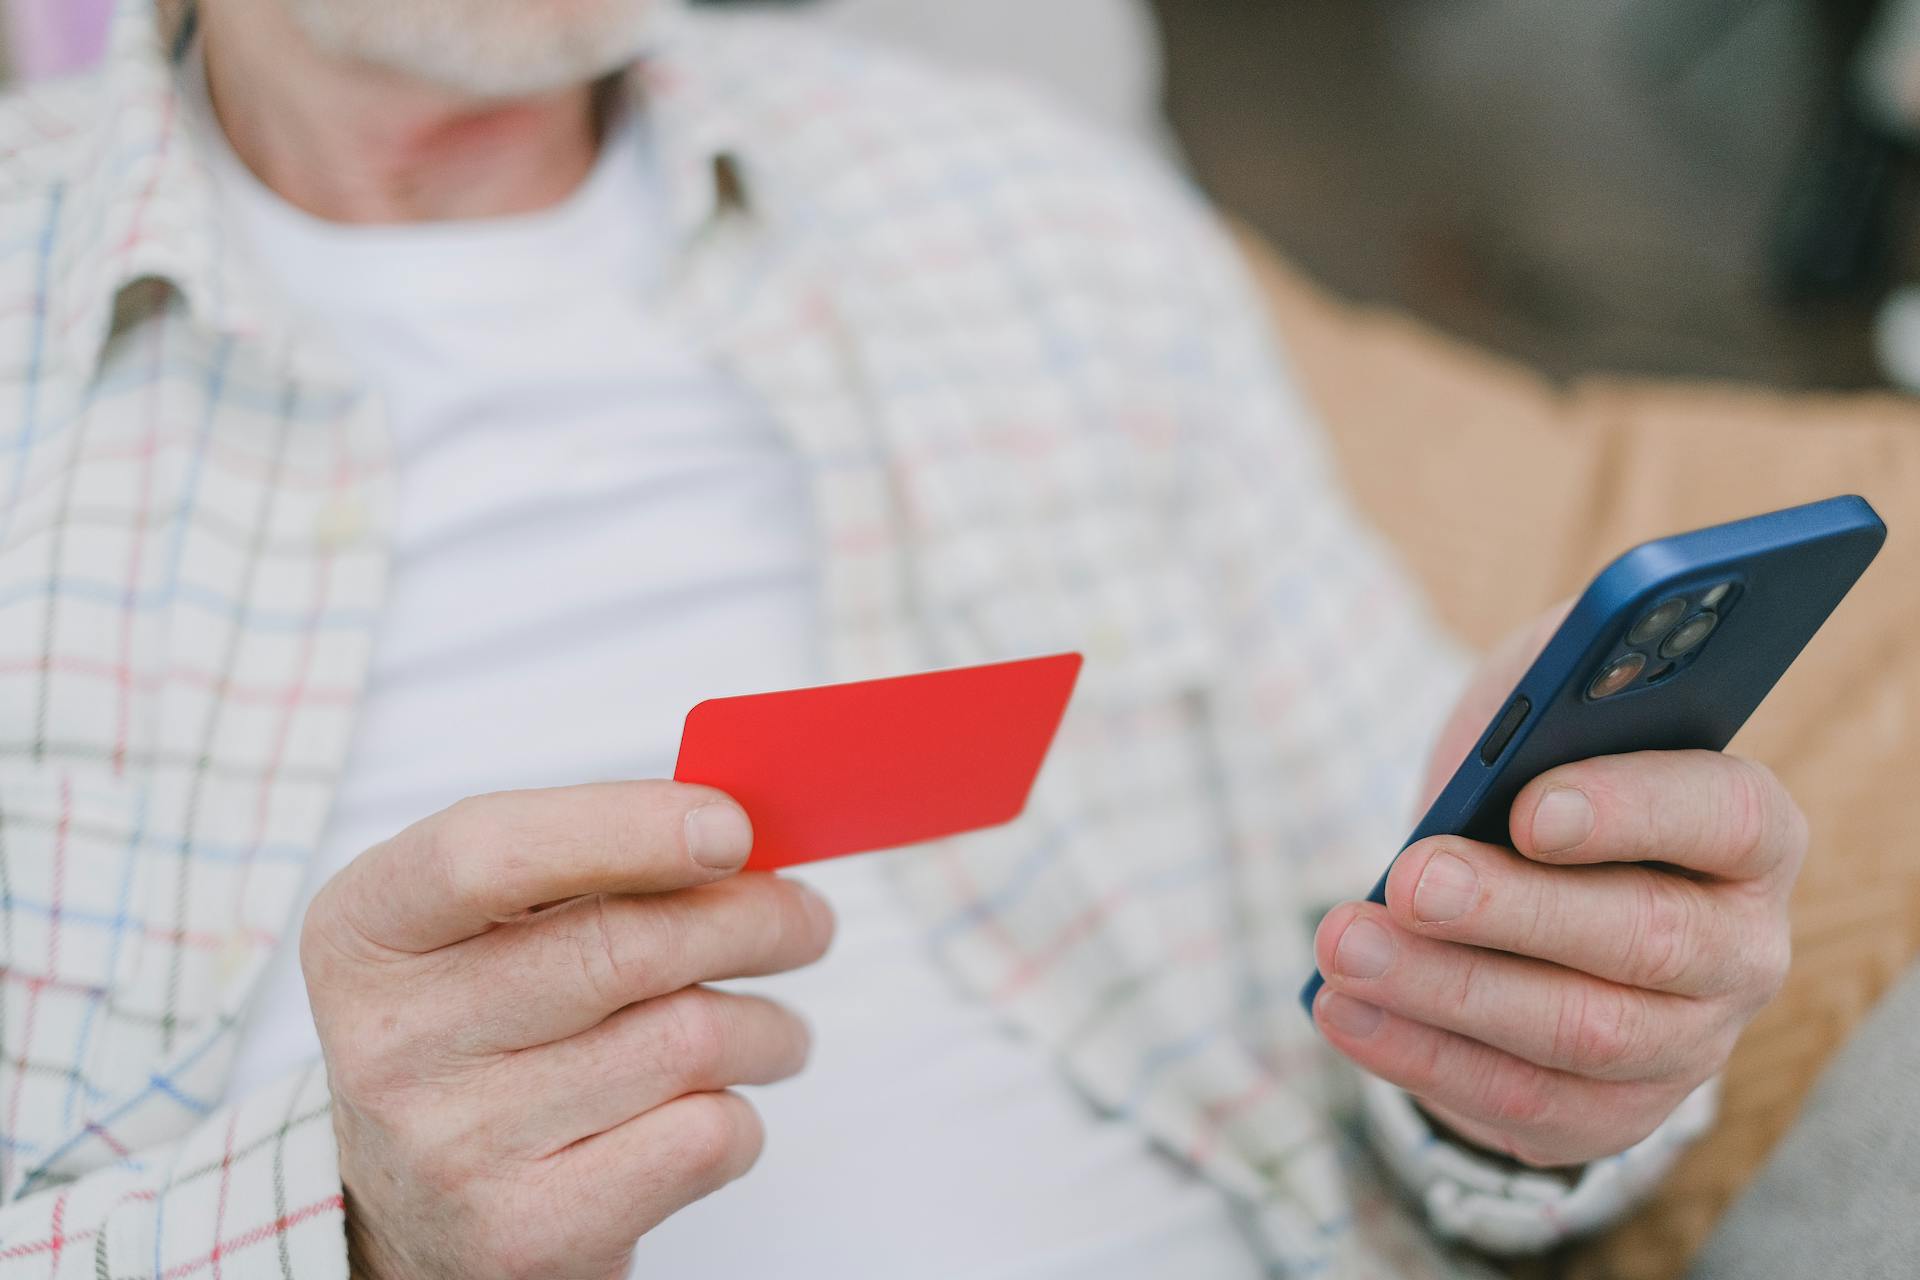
[322,782,754,952]
[1510,751,1806,884]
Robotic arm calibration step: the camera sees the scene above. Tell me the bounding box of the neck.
[198,0,607,224]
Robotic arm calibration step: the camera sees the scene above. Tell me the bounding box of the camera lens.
[1699,582,1734,610]
[1659,611,1719,659]
[1588,652,1647,699]
[1627,598,1688,648]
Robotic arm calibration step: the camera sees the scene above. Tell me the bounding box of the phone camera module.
[1659,611,1720,659]
[1587,652,1647,699]
[1627,598,1688,648]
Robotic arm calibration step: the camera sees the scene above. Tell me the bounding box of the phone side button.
[1478,695,1532,766]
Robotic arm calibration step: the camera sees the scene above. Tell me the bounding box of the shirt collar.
[631,2,755,240]
[52,0,751,381]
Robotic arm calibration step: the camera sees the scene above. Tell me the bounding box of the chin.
[286,0,662,99]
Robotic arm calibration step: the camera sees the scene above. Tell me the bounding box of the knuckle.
[1553,983,1650,1075]
[575,895,644,1008]
[432,795,531,923]
[450,1186,556,1280]
[297,886,344,986]
[1783,782,1811,850]
[753,883,806,957]
[431,793,490,862]
[408,1114,484,1200]
[322,1046,379,1106]
[660,989,731,1079]
[1479,1062,1552,1129]
[323,1028,412,1109]
[1631,879,1700,991]
[1752,760,1811,881]
[1714,759,1775,872]
[343,1093,479,1199]
[673,1091,762,1183]
[1509,867,1565,958]
[407,1130,467,1199]
[1394,1019,1450,1093]
[299,857,399,974]
[1445,946,1486,1021]
[1741,926,1793,1009]
[589,895,690,1009]
[429,798,491,905]
[1779,806,1811,883]
[638,894,689,972]
[729,878,830,970]
[484,1243,551,1280]
[1411,1026,1449,1088]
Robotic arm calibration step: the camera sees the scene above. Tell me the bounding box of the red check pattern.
[0,2,1710,1275]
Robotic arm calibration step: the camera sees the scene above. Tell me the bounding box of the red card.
[674,654,1084,871]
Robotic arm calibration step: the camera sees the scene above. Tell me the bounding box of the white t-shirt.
[190,60,1260,1280]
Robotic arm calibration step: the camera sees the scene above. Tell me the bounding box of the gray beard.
[277,0,660,98]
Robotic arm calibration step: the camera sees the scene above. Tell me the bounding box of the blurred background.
[10,0,1920,388]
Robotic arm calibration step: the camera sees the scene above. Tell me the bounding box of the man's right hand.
[299,782,836,1280]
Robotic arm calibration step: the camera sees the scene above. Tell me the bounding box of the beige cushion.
[1236,227,1920,1279]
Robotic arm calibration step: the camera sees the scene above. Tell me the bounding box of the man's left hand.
[1311,613,1805,1169]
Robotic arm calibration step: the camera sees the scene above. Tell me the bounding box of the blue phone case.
[1300,494,1887,1014]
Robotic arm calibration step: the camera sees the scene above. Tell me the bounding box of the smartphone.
[1300,494,1887,1013]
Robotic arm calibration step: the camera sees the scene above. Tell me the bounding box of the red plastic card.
[673,654,1084,872]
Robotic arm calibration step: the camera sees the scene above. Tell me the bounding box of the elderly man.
[0,1,1804,1276]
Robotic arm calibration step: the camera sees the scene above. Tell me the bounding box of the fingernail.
[685,803,752,869]
[1334,918,1394,980]
[1319,991,1384,1038]
[1532,787,1595,853]
[1413,851,1479,923]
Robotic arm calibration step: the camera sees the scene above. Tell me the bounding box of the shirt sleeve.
[1361,1074,1720,1253]
[0,1063,348,1279]
[1164,206,1718,1249]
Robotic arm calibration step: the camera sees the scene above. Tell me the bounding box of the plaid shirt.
[0,2,1712,1275]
